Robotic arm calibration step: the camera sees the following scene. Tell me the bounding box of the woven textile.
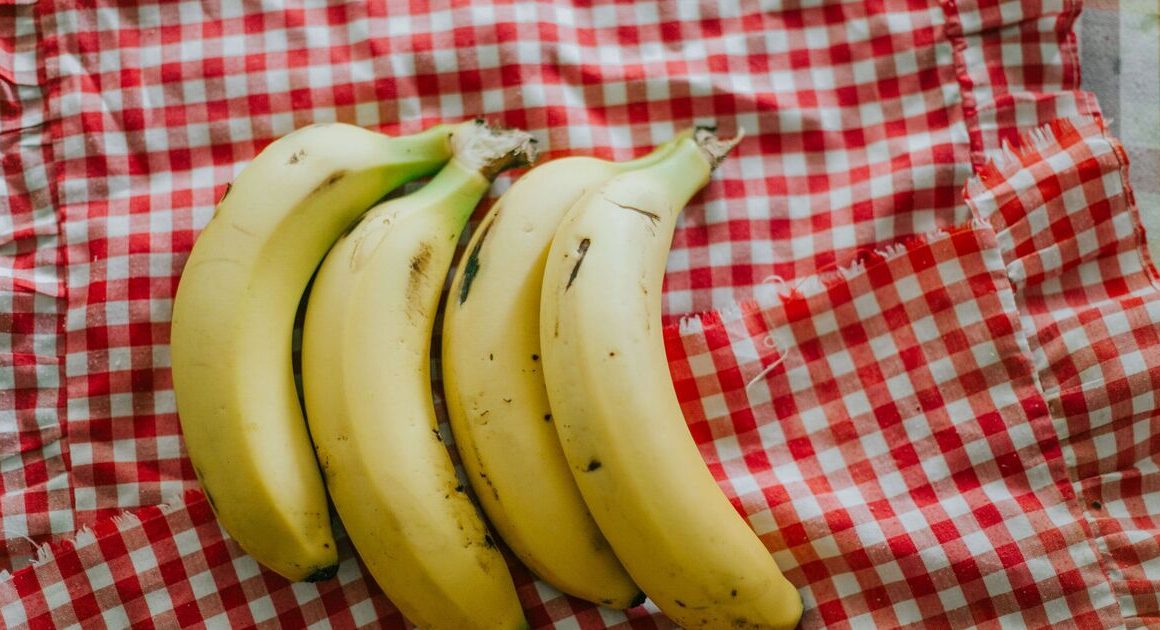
[3,0,1158,627]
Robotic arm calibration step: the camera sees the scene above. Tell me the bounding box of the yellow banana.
[440,135,689,607]
[171,122,456,582]
[301,121,535,629]
[539,128,803,629]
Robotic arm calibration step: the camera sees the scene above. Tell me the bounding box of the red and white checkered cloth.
[3,0,1158,628]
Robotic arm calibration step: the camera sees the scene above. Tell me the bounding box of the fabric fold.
[965,115,1160,625]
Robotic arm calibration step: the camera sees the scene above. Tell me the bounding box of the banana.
[170,122,457,582]
[440,135,689,607]
[301,121,535,629]
[539,129,803,629]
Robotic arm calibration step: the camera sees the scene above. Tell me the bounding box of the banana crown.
[451,118,538,180]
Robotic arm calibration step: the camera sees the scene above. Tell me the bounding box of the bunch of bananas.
[171,118,802,629]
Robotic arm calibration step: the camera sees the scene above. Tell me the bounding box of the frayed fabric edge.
[0,494,191,582]
[968,115,1106,198]
[673,221,990,392]
[674,222,983,339]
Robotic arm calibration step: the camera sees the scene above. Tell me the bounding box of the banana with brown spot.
[301,120,535,629]
[171,121,458,582]
[540,128,803,629]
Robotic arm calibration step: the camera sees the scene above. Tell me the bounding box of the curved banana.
[301,121,535,629]
[440,135,688,607]
[539,129,803,629]
[171,122,456,582]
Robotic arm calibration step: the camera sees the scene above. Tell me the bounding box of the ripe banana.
[170,122,457,582]
[440,135,689,607]
[301,121,535,629]
[540,129,803,629]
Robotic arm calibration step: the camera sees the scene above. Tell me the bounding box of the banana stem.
[629,129,742,212]
[398,120,537,224]
[451,119,538,181]
[384,122,460,169]
[694,126,744,169]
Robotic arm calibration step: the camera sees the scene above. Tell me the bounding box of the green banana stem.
[402,122,537,225]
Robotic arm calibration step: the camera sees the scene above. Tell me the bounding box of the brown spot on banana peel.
[457,217,494,304]
[585,458,602,472]
[287,149,306,164]
[303,169,343,198]
[409,244,431,274]
[309,170,348,197]
[472,441,500,502]
[405,242,434,319]
[609,199,661,224]
[565,238,591,291]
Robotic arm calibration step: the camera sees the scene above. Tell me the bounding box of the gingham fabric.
[964,116,1160,625]
[2,0,1158,627]
[667,221,1119,628]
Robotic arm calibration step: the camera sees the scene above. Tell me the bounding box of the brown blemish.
[310,170,348,196]
[565,238,591,290]
[457,217,494,304]
[585,459,602,472]
[405,242,434,317]
[473,443,500,502]
[288,149,306,164]
[609,198,660,223]
[543,413,552,422]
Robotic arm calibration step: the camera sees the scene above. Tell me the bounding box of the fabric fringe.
[0,499,181,582]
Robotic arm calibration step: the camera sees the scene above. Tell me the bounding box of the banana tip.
[694,125,745,168]
[302,564,340,582]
